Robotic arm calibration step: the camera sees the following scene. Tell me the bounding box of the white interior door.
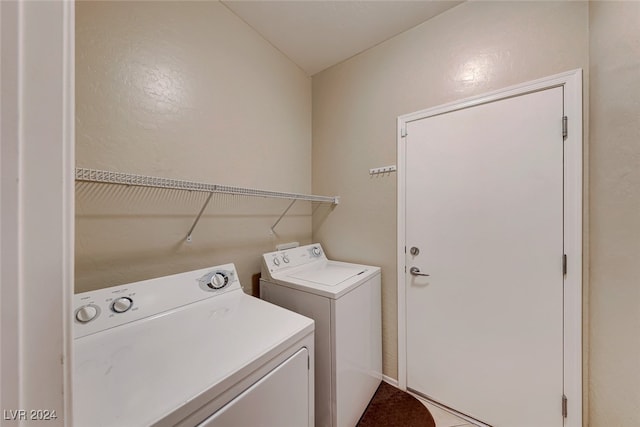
[405,87,564,427]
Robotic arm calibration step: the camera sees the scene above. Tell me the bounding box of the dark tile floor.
[357,381,436,427]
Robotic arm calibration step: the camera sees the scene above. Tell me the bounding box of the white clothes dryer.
[73,263,314,427]
[260,244,382,427]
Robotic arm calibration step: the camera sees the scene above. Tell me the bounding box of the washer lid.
[287,264,366,286]
[268,260,381,299]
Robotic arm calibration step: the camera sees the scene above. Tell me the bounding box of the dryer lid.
[74,288,313,427]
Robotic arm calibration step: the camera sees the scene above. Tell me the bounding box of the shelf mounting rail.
[75,168,339,241]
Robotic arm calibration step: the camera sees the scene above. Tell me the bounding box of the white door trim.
[1,1,75,424]
[397,69,582,427]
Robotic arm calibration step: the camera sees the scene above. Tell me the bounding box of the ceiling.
[221,1,463,76]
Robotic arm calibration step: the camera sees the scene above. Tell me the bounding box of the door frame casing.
[396,69,583,427]
[1,1,75,423]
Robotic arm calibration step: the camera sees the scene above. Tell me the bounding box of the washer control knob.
[112,297,133,314]
[76,305,98,323]
[208,272,228,290]
[273,257,281,266]
[312,246,322,256]
[282,254,290,263]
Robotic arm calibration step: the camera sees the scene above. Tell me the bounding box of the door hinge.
[563,254,567,275]
[308,354,310,370]
[401,125,408,138]
[562,116,568,139]
[562,394,568,418]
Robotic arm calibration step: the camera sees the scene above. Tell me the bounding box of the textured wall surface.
[75,2,640,425]
[75,1,312,293]
[312,0,588,382]
[589,2,640,426]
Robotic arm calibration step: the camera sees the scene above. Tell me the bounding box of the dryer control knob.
[112,297,133,313]
[282,254,290,263]
[273,257,281,266]
[208,272,228,289]
[312,246,321,256]
[75,305,98,323]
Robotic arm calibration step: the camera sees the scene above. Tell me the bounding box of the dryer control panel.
[73,263,241,338]
[262,243,327,276]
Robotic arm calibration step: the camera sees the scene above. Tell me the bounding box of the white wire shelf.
[75,167,339,241]
[75,168,338,203]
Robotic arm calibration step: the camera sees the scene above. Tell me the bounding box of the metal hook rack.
[369,165,397,176]
[75,168,339,242]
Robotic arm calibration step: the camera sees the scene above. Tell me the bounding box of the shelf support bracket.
[186,192,214,243]
[270,199,297,234]
[75,168,339,241]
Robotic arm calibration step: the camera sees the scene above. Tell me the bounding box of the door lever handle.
[409,267,430,277]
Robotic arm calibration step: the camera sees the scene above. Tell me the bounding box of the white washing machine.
[260,243,382,427]
[73,263,314,427]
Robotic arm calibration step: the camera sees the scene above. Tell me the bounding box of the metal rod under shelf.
[75,167,339,241]
[270,199,297,234]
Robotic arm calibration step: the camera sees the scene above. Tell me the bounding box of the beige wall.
[312,0,588,381]
[75,1,312,293]
[75,1,639,425]
[589,2,640,426]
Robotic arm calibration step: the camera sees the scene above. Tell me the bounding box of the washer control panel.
[263,243,327,275]
[73,264,240,339]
